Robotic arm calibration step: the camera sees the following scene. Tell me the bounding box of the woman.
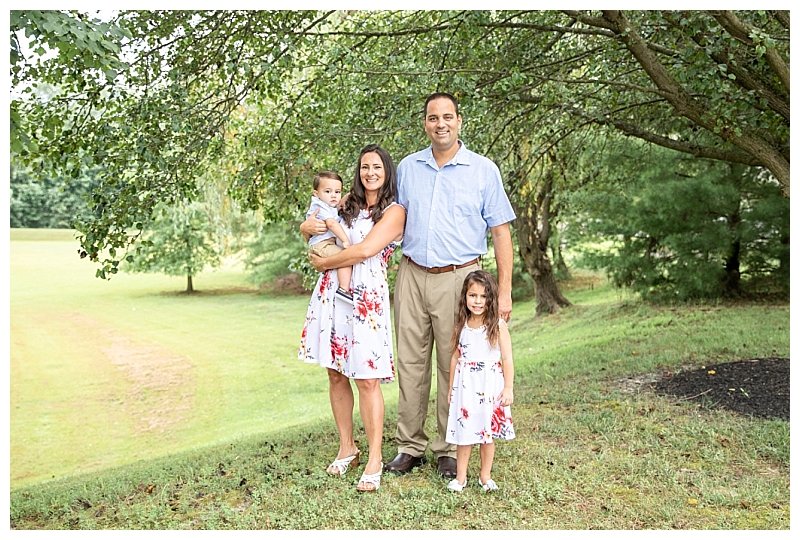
[298,144,405,492]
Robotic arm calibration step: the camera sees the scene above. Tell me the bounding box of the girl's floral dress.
[298,205,398,382]
[446,323,515,444]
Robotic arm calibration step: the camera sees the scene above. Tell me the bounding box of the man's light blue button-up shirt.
[397,141,516,268]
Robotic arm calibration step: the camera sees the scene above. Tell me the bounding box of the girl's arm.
[448,350,459,405]
[310,204,405,271]
[498,319,514,406]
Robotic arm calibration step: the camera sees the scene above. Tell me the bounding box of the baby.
[305,171,354,304]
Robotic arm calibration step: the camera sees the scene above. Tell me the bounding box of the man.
[384,92,515,478]
[300,92,515,479]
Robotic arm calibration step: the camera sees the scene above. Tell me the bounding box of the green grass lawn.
[9,229,790,529]
[10,228,396,487]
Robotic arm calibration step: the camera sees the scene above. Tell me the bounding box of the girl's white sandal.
[356,464,383,492]
[478,478,499,491]
[326,451,360,476]
[447,478,467,492]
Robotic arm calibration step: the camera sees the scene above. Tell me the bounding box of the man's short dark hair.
[424,92,459,117]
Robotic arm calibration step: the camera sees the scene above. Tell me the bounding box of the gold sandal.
[326,451,360,476]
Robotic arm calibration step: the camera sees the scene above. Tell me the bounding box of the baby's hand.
[498,388,514,406]
[342,241,351,248]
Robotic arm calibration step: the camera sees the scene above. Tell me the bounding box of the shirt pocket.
[453,189,481,224]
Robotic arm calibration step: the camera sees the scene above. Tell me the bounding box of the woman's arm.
[310,205,405,271]
[497,319,514,406]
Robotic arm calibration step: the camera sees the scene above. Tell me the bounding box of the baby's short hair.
[313,170,343,189]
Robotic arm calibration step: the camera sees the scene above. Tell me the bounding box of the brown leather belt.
[405,255,479,275]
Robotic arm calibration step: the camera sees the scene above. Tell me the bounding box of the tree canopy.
[11,10,789,287]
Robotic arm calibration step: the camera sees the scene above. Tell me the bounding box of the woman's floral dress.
[298,206,398,382]
[446,323,515,444]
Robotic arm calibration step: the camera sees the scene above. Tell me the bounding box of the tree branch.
[589,111,761,166]
[712,10,790,93]
[771,10,789,30]
[600,10,788,193]
[661,12,788,120]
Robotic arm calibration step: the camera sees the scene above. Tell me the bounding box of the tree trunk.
[778,233,789,280]
[721,164,751,297]
[722,238,742,297]
[186,274,194,293]
[512,168,572,316]
[550,226,572,280]
[529,237,571,316]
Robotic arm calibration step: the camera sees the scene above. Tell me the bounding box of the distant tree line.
[10,162,96,228]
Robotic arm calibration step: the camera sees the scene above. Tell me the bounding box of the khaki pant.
[309,237,343,258]
[393,256,480,459]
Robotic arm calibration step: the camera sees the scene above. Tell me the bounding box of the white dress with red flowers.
[298,206,397,382]
[446,322,515,445]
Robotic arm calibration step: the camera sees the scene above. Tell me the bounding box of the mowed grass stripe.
[11,307,145,485]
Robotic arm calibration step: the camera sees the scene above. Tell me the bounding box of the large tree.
[554,11,789,194]
[12,10,788,311]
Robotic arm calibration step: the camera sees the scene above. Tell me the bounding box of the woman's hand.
[309,253,326,272]
[300,209,327,240]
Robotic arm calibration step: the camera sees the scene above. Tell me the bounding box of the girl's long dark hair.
[340,144,397,227]
[450,270,500,354]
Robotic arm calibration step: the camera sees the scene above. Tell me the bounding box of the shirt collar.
[418,140,471,168]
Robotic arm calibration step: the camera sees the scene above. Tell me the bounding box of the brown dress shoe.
[437,456,457,478]
[383,452,425,474]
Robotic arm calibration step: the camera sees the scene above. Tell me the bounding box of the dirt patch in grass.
[68,313,196,433]
[619,357,789,420]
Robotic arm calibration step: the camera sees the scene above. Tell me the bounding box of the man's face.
[424,97,462,154]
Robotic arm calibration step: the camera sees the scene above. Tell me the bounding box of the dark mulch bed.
[652,357,789,420]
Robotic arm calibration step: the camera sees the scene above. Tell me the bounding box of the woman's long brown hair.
[339,144,397,227]
[450,270,500,355]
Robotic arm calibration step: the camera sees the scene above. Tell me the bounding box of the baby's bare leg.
[337,267,352,292]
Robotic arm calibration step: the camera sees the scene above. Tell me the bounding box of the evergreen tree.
[572,153,788,301]
[244,222,310,290]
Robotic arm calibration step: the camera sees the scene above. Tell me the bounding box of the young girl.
[445,270,515,492]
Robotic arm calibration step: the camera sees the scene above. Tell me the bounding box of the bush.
[246,222,311,290]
